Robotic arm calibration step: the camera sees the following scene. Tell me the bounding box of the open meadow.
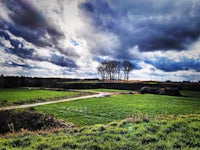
[0,88,83,107]
[35,91,200,126]
[0,89,200,149]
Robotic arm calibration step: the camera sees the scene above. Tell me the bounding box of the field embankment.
[0,109,66,134]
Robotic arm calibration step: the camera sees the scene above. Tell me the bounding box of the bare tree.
[122,60,134,81]
[97,60,120,81]
[115,61,121,81]
[98,60,133,81]
[105,61,116,80]
[97,63,107,81]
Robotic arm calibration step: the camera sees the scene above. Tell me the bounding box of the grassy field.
[0,114,199,149]
[81,88,132,93]
[0,89,200,149]
[0,88,83,107]
[36,91,200,126]
[181,90,200,98]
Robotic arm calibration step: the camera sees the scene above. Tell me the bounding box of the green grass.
[0,114,199,149]
[81,88,132,93]
[0,88,82,107]
[36,91,200,126]
[0,90,200,149]
[181,90,200,98]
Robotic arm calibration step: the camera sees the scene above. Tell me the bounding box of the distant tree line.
[0,75,200,90]
[97,60,134,81]
[0,75,100,88]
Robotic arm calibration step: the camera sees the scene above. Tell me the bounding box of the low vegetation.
[0,114,199,149]
[0,109,65,134]
[0,88,84,107]
[137,86,181,96]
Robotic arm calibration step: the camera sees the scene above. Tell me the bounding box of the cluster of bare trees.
[97,60,134,81]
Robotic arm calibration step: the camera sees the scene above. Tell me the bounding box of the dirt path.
[0,92,115,111]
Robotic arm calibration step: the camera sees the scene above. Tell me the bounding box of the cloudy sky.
[0,0,200,81]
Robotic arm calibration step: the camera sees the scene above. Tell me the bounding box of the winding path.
[0,92,116,111]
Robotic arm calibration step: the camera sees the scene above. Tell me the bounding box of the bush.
[37,144,49,150]
[9,138,31,148]
[0,110,65,134]
[137,86,181,96]
[142,135,158,144]
[0,100,8,106]
[62,142,77,149]
[157,87,181,96]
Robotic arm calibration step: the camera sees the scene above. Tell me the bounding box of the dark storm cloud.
[0,29,34,58]
[145,57,200,72]
[80,0,200,52]
[0,30,9,40]
[6,22,48,47]
[9,47,34,59]
[0,30,77,68]
[0,0,64,47]
[49,54,78,68]
[0,0,79,69]
[3,0,44,28]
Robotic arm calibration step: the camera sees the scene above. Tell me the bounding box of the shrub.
[9,138,31,148]
[62,142,77,149]
[0,99,8,106]
[99,126,106,132]
[88,144,101,150]
[0,110,65,134]
[141,135,158,144]
[37,143,49,150]
[137,86,181,96]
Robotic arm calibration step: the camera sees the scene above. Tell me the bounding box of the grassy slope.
[36,91,200,126]
[0,114,199,149]
[0,90,199,149]
[0,89,82,107]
